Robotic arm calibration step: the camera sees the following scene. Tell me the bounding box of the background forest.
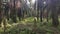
[0,0,60,34]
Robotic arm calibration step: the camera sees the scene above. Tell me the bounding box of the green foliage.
[0,17,60,34]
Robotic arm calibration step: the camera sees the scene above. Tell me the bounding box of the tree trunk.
[0,0,2,27]
[40,9,43,22]
[51,6,59,27]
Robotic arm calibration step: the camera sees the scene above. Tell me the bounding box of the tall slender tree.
[0,0,1,16]
[51,0,59,27]
[45,0,59,27]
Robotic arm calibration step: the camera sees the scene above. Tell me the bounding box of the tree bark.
[0,0,2,27]
[51,6,59,27]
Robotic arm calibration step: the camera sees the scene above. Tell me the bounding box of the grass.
[0,17,60,34]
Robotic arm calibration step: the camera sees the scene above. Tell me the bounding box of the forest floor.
[0,17,60,34]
